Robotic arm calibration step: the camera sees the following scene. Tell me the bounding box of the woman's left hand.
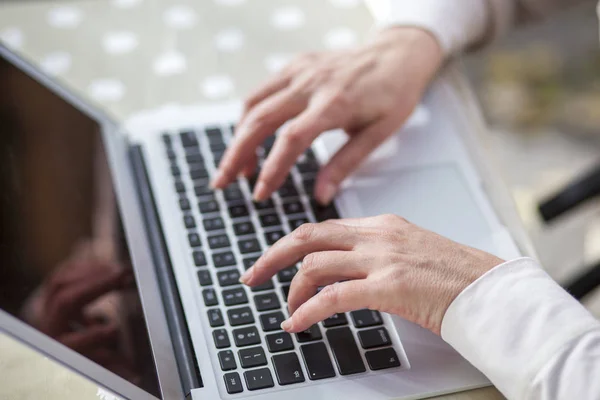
[240,215,503,335]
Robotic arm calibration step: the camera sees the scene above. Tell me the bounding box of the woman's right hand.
[212,26,444,205]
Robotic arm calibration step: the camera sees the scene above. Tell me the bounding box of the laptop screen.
[0,55,159,396]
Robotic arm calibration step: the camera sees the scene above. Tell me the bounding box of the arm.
[443,258,600,399]
[373,0,584,56]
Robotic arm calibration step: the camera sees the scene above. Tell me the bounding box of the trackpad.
[339,165,496,253]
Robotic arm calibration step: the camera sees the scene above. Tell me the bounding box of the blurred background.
[1,0,600,315]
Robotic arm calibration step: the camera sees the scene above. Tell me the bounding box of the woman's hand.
[212,27,444,205]
[240,215,504,335]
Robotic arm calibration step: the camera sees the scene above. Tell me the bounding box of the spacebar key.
[326,327,366,375]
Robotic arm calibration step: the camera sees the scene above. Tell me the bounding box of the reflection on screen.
[0,55,159,396]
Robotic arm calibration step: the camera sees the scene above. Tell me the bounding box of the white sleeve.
[441,257,600,399]
[368,0,516,56]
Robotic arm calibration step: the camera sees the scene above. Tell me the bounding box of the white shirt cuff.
[370,0,489,56]
[441,257,600,399]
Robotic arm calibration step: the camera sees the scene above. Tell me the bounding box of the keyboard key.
[233,221,255,236]
[244,368,274,391]
[302,178,315,196]
[265,230,285,245]
[229,204,249,219]
[205,127,224,142]
[358,327,391,349]
[179,197,191,211]
[211,142,227,152]
[194,184,212,198]
[213,251,236,268]
[166,148,176,161]
[238,238,261,254]
[272,352,305,386]
[233,326,261,347]
[183,214,196,229]
[243,257,259,270]
[162,133,172,146]
[289,216,309,230]
[227,307,255,326]
[188,233,202,248]
[311,201,340,222]
[224,186,244,202]
[203,217,225,231]
[278,180,299,198]
[259,213,281,228]
[277,266,297,283]
[203,288,218,306]
[213,329,230,349]
[217,269,241,287]
[283,201,304,215]
[193,250,207,266]
[327,327,366,375]
[260,311,285,332]
[297,160,319,174]
[184,144,201,156]
[253,199,275,211]
[301,342,336,380]
[224,372,243,394]
[365,347,401,371]
[190,166,209,180]
[208,309,225,327]
[208,234,231,249]
[186,153,204,165]
[174,180,186,193]
[171,165,181,177]
[251,280,274,292]
[223,287,248,306]
[199,200,220,214]
[281,284,290,301]
[197,269,212,286]
[180,130,198,147]
[322,313,348,328]
[266,332,294,353]
[254,292,280,311]
[350,309,383,328]
[238,346,267,368]
[296,324,322,343]
[219,350,237,371]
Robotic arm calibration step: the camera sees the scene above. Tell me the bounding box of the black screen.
[0,54,159,396]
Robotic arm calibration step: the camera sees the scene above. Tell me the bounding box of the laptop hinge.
[128,144,202,397]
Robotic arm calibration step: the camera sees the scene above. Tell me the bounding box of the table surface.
[0,1,503,399]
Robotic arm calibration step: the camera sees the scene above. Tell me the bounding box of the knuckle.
[292,223,317,243]
[300,253,323,277]
[319,284,341,307]
[282,125,305,146]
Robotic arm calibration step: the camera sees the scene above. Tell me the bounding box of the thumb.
[314,116,402,205]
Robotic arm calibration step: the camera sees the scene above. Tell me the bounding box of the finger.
[282,280,372,333]
[287,251,369,315]
[212,87,308,188]
[315,115,403,205]
[241,222,361,286]
[242,73,293,118]
[240,151,258,178]
[253,102,342,201]
[59,323,118,352]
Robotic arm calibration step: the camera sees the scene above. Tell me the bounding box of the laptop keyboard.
[162,126,401,395]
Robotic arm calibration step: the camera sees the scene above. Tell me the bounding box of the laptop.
[0,43,524,400]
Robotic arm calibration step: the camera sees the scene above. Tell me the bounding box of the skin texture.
[240,216,504,335]
[211,27,444,205]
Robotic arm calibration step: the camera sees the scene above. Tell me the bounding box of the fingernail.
[253,181,268,201]
[239,268,253,284]
[317,183,336,205]
[281,319,293,331]
[210,172,224,189]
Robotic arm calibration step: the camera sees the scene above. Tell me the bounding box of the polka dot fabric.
[0,0,372,120]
